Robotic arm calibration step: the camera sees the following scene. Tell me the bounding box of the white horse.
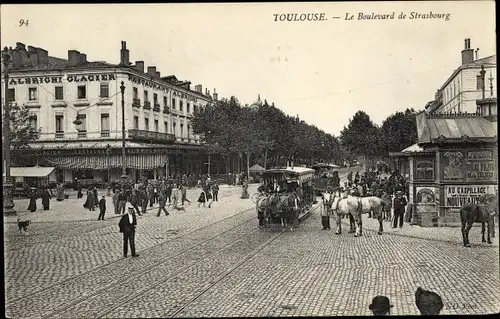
[329,191,385,237]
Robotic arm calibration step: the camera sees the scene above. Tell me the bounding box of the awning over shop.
[41,154,168,170]
[3,166,55,177]
[389,143,435,157]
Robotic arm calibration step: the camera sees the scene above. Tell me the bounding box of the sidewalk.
[350,215,499,247]
[4,186,245,224]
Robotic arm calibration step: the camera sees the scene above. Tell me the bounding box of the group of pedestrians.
[369,287,444,316]
[26,186,57,212]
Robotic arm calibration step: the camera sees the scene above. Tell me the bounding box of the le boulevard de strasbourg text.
[273,11,451,22]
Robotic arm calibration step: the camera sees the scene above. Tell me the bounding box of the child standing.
[98,195,106,221]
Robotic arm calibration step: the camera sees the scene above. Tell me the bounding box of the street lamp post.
[3,47,16,215]
[74,82,128,187]
[120,81,127,182]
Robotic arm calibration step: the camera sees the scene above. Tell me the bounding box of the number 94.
[19,19,29,27]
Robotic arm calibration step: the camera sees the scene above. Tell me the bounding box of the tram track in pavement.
[90,230,285,319]
[41,220,278,319]
[37,199,319,318]
[6,205,256,308]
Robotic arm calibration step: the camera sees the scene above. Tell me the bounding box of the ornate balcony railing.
[132,98,141,108]
[128,129,176,144]
[163,107,170,114]
[38,131,127,141]
[143,101,151,110]
[153,103,161,112]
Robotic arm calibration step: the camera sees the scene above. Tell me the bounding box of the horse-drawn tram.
[312,163,340,196]
[253,167,316,230]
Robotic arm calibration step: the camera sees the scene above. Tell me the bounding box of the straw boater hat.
[369,296,393,313]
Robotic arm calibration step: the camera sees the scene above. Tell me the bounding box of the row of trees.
[190,97,346,175]
[190,97,420,175]
[5,98,419,174]
[340,108,418,169]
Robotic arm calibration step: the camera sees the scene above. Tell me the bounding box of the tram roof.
[263,166,315,176]
[311,163,340,169]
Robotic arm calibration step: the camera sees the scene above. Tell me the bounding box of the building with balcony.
[390,38,497,228]
[1,41,222,183]
[426,38,496,114]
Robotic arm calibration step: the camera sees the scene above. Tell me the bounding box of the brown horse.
[460,193,498,247]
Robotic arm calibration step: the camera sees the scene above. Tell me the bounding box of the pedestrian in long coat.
[85,187,96,211]
[93,187,99,208]
[41,187,51,210]
[56,184,65,201]
[147,184,154,207]
[165,183,172,203]
[112,189,120,215]
[181,183,191,205]
[157,192,169,216]
[171,184,180,209]
[27,188,37,212]
[139,187,148,214]
[211,183,219,202]
[77,183,83,199]
[128,189,142,216]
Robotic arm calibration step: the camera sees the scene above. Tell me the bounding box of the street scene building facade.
[2,41,225,184]
[2,3,498,317]
[390,38,498,227]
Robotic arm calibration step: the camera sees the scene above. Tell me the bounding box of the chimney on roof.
[79,53,87,64]
[68,50,81,66]
[195,84,202,93]
[27,46,39,66]
[461,38,474,65]
[156,71,160,78]
[16,42,26,51]
[120,41,130,66]
[11,49,22,67]
[135,61,144,72]
[213,88,218,100]
[147,66,156,76]
[36,48,49,65]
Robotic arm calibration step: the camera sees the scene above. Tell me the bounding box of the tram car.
[255,167,315,229]
[311,163,340,196]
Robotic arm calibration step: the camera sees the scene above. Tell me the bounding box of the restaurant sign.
[127,74,199,102]
[445,185,497,208]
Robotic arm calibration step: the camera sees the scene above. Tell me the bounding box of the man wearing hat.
[369,295,393,316]
[118,206,139,258]
[393,190,407,229]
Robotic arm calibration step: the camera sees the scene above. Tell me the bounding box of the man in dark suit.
[119,206,139,258]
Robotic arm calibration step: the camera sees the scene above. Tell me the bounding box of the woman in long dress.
[41,187,51,210]
[84,187,96,211]
[56,184,65,201]
[27,188,37,212]
[171,183,179,209]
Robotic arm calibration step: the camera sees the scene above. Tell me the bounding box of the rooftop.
[416,111,497,145]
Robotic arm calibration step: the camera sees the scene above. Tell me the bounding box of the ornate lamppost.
[120,81,127,182]
[3,47,16,215]
[74,82,128,187]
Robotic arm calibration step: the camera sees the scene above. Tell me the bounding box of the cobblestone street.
[4,183,499,318]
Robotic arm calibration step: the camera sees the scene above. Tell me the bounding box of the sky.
[1,1,496,136]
